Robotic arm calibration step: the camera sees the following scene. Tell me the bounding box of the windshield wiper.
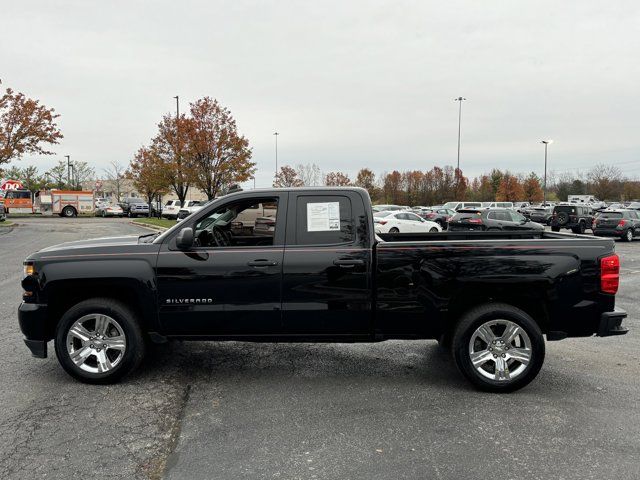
[138,232,161,243]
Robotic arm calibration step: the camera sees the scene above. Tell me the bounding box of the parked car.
[593,209,640,242]
[627,202,640,211]
[119,197,150,218]
[524,206,554,225]
[95,203,124,218]
[481,201,514,209]
[176,200,207,221]
[448,208,545,232]
[513,202,531,212]
[18,187,628,392]
[372,204,404,213]
[419,207,456,229]
[161,200,182,219]
[374,210,441,233]
[0,203,5,222]
[441,201,483,211]
[550,204,594,234]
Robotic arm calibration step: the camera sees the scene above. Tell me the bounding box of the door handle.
[333,258,365,268]
[247,259,278,267]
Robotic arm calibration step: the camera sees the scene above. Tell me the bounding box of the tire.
[556,211,569,226]
[551,226,560,232]
[429,227,439,233]
[54,298,145,384]
[389,227,399,233]
[451,303,545,393]
[62,206,76,218]
[623,228,633,242]
[102,210,106,218]
[577,222,586,234]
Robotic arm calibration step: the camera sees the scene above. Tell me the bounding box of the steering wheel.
[211,226,229,247]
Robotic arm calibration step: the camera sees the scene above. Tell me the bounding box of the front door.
[281,192,372,336]
[156,193,287,336]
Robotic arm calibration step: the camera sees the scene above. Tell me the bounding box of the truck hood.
[38,235,143,253]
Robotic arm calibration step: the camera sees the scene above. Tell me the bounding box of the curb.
[0,224,15,235]
[130,221,168,232]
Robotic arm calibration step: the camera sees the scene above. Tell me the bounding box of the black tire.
[389,227,399,233]
[62,206,76,218]
[556,211,569,226]
[54,298,145,384]
[577,222,586,234]
[551,226,560,232]
[102,210,106,218]
[623,228,633,242]
[429,227,439,233]
[451,303,545,393]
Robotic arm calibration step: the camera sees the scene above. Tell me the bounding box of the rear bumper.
[18,302,49,358]
[593,229,623,237]
[598,308,628,337]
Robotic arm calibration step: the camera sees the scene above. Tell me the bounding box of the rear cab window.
[294,195,354,245]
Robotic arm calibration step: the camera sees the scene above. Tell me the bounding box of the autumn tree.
[71,161,95,190]
[355,168,377,198]
[273,165,303,187]
[522,172,544,203]
[324,171,351,186]
[104,161,126,201]
[382,171,402,203]
[188,97,254,200]
[476,175,494,201]
[296,163,321,186]
[453,168,468,201]
[152,114,194,205]
[496,172,524,201]
[127,147,170,215]
[489,169,504,198]
[0,87,63,165]
[588,164,623,201]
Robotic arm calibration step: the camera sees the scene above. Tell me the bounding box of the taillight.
[426,213,436,218]
[600,254,620,294]
[468,218,482,224]
[377,220,387,225]
[618,220,627,227]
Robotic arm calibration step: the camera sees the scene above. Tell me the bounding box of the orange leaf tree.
[0,87,63,165]
[152,114,195,205]
[188,97,254,200]
[324,171,351,186]
[522,172,544,203]
[273,165,303,187]
[496,172,524,202]
[127,147,171,214]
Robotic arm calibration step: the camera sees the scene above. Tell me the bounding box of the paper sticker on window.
[307,202,340,231]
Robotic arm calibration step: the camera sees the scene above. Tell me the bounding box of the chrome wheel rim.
[66,314,127,374]
[627,230,633,241]
[468,319,532,382]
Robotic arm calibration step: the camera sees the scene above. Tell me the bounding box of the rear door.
[281,191,372,336]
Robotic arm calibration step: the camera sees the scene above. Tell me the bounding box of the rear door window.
[295,196,354,245]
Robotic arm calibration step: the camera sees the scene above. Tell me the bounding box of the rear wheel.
[623,228,634,242]
[452,303,545,393]
[62,206,76,218]
[389,227,399,233]
[429,227,439,233]
[54,298,145,384]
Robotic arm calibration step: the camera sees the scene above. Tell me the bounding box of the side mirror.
[176,227,194,250]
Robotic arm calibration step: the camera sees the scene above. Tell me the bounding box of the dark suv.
[448,208,545,232]
[551,205,594,234]
[593,209,640,242]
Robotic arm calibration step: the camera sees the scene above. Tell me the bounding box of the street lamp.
[273,132,279,177]
[541,140,553,205]
[65,155,72,188]
[454,97,466,172]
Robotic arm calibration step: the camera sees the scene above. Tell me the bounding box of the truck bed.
[377,230,601,242]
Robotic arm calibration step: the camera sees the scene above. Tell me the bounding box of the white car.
[374,211,442,233]
[95,203,124,217]
[162,200,183,219]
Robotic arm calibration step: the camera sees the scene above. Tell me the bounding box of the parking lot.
[0,217,639,479]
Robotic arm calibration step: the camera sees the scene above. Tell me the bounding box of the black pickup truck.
[19,187,628,392]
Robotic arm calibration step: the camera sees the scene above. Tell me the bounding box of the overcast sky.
[2,0,639,188]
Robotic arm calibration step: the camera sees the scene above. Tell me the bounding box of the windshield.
[374,211,394,218]
[599,212,623,219]
[442,202,458,209]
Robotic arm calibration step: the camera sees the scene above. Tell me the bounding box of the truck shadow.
[141,340,470,389]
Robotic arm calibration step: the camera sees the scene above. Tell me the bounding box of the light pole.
[65,155,72,188]
[273,132,279,177]
[541,140,553,206]
[454,97,466,173]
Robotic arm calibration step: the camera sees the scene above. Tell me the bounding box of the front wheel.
[389,227,399,233]
[62,206,76,218]
[451,303,545,393]
[429,227,439,233]
[54,298,145,384]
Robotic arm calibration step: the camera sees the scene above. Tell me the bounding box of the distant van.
[442,201,483,211]
[481,202,514,209]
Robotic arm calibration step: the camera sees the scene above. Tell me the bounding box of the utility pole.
[454,97,466,172]
[273,132,279,177]
[65,155,72,188]
[541,140,553,205]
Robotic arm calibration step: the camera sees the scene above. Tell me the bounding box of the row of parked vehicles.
[371,200,640,241]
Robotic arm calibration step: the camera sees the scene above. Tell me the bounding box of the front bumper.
[18,302,49,358]
[598,308,628,337]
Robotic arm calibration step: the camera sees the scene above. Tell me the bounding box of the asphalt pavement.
[0,217,638,480]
